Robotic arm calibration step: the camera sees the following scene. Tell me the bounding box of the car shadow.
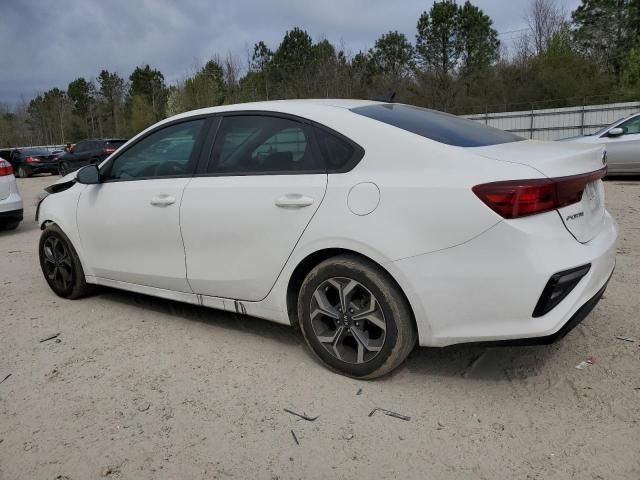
[93,286,567,381]
[97,287,301,347]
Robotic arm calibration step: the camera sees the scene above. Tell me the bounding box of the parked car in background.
[37,100,616,378]
[57,139,126,176]
[9,147,59,177]
[560,112,640,174]
[0,149,13,161]
[0,158,23,230]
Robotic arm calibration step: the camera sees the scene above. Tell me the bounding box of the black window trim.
[193,110,365,177]
[99,115,214,183]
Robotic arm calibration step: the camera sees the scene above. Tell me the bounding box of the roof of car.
[165,99,383,123]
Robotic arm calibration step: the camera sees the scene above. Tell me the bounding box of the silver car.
[560,112,640,174]
[0,158,24,230]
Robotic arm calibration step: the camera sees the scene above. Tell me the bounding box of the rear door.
[599,115,640,173]
[180,114,327,301]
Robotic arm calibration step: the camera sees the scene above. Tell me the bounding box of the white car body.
[0,159,23,228]
[560,112,640,174]
[38,100,617,349]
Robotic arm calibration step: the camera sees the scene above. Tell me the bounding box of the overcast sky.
[0,0,581,105]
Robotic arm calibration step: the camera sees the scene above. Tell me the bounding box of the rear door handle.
[150,194,176,206]
[275,194,314,208]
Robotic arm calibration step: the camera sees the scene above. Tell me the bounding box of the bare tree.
[526,0,566,55]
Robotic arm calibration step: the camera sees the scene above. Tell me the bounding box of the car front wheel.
[39,224,91,299]
[298,255,417,379]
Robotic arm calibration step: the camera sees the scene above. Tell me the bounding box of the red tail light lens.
[0,160,13,176]
[26,156,40,163]
[472,167,607,219]
[103,147,115,154]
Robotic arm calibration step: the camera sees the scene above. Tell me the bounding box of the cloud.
[0,0,581,105]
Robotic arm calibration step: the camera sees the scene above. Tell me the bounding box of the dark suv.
[57,138,127,176]
[9,148,60,177]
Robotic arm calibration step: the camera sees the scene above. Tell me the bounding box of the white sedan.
[36,100,617,378]
[560,112,640,174]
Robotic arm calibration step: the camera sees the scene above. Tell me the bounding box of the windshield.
[351,104,523,147]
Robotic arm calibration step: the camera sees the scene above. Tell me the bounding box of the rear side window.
[314,127,361,172]
[351,104,522,147]
[208,115,320,175]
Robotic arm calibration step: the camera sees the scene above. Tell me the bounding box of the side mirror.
[607,127,624,137]
[76,164,101,184]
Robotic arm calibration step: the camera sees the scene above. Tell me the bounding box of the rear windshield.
[351,104,523,147]
[22,148,51,155]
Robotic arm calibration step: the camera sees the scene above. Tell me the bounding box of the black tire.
[0,220,20,231]
[16,166,30,178]
[39,224,91,299]
[298,254,417,379]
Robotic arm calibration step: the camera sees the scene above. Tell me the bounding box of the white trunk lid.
[473,140,607,243]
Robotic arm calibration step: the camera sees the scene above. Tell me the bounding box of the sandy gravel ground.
[0,175,639,480]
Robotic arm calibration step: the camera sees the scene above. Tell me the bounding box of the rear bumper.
[0,208,23,223]
[29,163,58,174]
[0,188,23,220]
[392,209,618,347]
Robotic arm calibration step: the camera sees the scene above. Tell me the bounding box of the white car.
[560,112,640,174]
[0,158,23,230]
[36,100,617,378]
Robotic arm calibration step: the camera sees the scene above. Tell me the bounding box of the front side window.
[619,115,640,135]
[105,119,204,180]
[208,116,319,174]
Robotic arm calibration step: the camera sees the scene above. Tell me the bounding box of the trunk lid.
[473,140,607,243]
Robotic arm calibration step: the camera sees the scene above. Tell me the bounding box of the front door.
[181,114,327,301]
[77,118,207,292]
[600,115,640,173]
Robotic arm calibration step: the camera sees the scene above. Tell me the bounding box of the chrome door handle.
[150,194,176,206]
[275,194,314,208]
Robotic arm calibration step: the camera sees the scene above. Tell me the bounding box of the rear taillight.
[26,156,40,163]
[0,160,13,176]
[472,167,607,219]
[103,147,115,154]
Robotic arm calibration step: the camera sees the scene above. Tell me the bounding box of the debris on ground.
[344,433,354,440]
[0,373,11,385]
[437,421,445,430]
[615,336,635,342]
[576,357,595,369]
[137,402,151,412]
[368,408,411,421]
[39,333,61,343]
[283,408,319,422]
[290,430,299,445]
[356,388,363,395]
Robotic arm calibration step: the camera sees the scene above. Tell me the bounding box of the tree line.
[2,0,640,147]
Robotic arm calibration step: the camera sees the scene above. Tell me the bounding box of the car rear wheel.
[39,224,91,299]
[298,254,417,379]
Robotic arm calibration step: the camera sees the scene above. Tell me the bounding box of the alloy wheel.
[42,236,73,291]
[309,277,387,364]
